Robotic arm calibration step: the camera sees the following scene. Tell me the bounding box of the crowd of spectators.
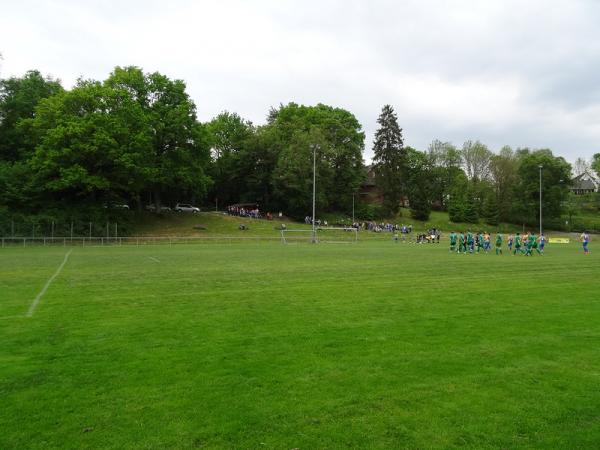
[228,205,284,221]
[229,206,442,243]
[227,205,262,219]
[348,222,413,234]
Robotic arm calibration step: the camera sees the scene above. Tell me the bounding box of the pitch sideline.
[26,249,73,317]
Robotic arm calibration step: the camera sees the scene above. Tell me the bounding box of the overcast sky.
[2,0,600,163]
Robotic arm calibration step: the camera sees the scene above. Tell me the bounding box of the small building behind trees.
[571,172,599,195]
[359,165,384,204]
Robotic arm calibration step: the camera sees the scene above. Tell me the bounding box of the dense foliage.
[372,105,406,215]
[0,68,583,234]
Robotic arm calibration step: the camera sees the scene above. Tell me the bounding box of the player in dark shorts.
[513,232,522,255]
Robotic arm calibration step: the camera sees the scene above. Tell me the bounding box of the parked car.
[174,203,200,213]
[146,205,171,212]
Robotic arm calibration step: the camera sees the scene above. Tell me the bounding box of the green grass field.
[1,240,599,449]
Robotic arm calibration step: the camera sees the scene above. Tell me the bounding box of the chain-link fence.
[0,236,283,247]
[0,219,128,239]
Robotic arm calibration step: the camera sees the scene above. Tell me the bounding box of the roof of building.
[571,172,599,191]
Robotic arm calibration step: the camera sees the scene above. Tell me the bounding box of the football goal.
[280,227,359,244]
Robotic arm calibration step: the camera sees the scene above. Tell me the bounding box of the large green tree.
[272,128,331,217]
[234,125,280,208]
[0,70,63,162]
[372,105,406,215]
[405,147,432,221]
[206,111,254,207]
[23,67,211,213]
[105,66,211,210]
[489,145,518,222]
[592,153,600,178]
[0,71,63,215]
[511,149,571,226]
[268,103,365,217]
[427,139,463,210]
[447,171,479,223]
[26,79,151,210]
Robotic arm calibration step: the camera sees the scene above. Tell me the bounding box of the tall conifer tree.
[372,105,406,215]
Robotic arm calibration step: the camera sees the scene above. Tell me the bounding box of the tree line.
[371,105,575,228]
[0,66,590,232]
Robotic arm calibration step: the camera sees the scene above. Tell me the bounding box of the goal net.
[280,227,358,244]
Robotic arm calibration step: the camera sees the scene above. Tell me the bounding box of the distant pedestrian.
[581,231,590,254]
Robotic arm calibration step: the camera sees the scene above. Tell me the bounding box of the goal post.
[280,227,358,244]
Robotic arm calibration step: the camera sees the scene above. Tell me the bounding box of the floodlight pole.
[539,165,543,236]
[311,144,318,244]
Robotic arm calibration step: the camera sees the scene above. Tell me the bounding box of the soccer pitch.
[1,241,599,449]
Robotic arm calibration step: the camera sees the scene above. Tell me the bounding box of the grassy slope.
[1,241,599,449]
[131,209,572,239]
[132,211,308,237]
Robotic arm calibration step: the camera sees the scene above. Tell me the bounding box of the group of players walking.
[448,231,592,255]
[448,231,546,255]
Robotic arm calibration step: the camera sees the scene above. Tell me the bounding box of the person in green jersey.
[450,232,457,252]
[525,232,541,256]
[513,232,522,255]
[458,232,465,253]
[467,231,474,253]
[532,232,541,255]
[495,232,503,255]
[477,232,485,253]
[524,232,534,255]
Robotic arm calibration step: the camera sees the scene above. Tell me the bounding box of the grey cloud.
[1,0,600,163]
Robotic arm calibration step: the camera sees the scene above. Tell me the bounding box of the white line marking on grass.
[148,257,160,263]
[26,249,73,318]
